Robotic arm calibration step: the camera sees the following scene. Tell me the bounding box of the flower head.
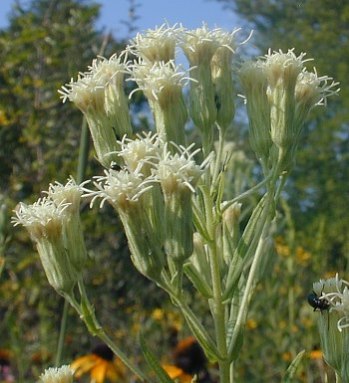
[263,49,308,88]
[129,60,190,105]
[314,274,349,332]
[118,133,164,176]
[39,365,74,383]
[47,177,86,214]
[155,143,204,195]
[180,25,222,148]
[46,178,88,272]
[127,23,183,63]
[239,49,339,173]
[311,275,349,380]
[12,195,82,293]
[180,25,221,65]
[59,54,132,167]
[129,60,189,143]
[210,29,240,130]
[12,197,69,242]
[294,69,339,127]
[239,60,273,165]
[85,169,153,211]
[154,143,205,263]
[59,54,128,113]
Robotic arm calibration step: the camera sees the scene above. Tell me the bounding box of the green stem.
[227,191,273,358]
[74,280,149,382]
[335,372,342,383]
[158,274,221,360]
[97,330,148,382]
[208,238,230,382]
[211,124,225,191]
[221,173,273,212]
[54,299,69,366]
[76,118,90,183]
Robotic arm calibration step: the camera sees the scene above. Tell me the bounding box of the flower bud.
[59,54,132,167]
[47,178,88,272]
[211,29,239,131]
[127,23,182,63]
[154,143,204,263]
[118,132,165,177]
[180,25,219,150]
[264,50,304,152]
[85,169,165,281]
[239,61,273,166]
[12,198,78,294]
[129,61,188,145]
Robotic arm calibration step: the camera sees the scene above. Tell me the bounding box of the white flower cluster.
[84,133,205,210]
[12,178,87,293]
[313,274,349,332]
[39,365,74,383]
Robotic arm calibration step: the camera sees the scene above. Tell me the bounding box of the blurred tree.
[0,0,111,199]
[214,0,349,272]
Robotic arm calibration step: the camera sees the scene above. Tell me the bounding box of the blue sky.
[0,0,240,38]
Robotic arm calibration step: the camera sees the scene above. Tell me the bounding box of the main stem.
[209,237,230,383]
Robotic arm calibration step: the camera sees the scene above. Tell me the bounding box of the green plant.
[12,24,338,382]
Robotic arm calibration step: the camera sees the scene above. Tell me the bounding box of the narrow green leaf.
[192,195,211,241]
[184,263,213,298]
[229,327,244,362]
[139,333,174,383]
[177,302,221,362]
[223,195,267,300]
[282,350,305,383]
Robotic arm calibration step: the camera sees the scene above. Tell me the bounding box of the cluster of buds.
[59,24,242,167]
[239,49,339,174]
[12,178,87,295]
[59,54,132,167]
[84,133,205,283]
[311,275,349,380]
